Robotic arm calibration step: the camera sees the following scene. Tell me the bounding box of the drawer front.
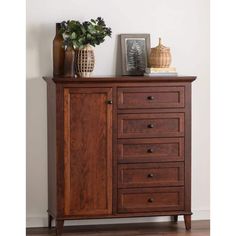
[118,113,184,138]
[118,138,184,163]
[117,87,185,109]
[118,163,184,188]
[118,187,184,213]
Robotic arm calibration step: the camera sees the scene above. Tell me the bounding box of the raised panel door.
[63,87,112,216]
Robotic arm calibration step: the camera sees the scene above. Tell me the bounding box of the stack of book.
[144,67,178,77]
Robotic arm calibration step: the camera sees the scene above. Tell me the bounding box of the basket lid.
[153,38,170,51]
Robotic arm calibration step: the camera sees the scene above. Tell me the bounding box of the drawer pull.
[147,124,154,128]
[106,100,113,104]
[147,96,155,100]
[147,173,154,178]
[147,148,154,153]
[148,198,154,203]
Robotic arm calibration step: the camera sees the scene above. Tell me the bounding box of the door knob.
[147,124,154,128]
[147,173,154,178]
[148,198,154,203]
[107,100,112,104]
[147,148,154,153]
[147,96,155,100]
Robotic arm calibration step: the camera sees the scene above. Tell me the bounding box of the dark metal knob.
[107,100,112,104]
[147,148,154,153]
[147,124,154,128]
[148,198,154,203]
[147,173,154,178]
[147,96,155,100]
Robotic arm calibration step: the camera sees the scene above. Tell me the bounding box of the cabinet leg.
[172,215,178,222]
[184,215,191,230]
[48,214,53,229]
[56,220,64,236]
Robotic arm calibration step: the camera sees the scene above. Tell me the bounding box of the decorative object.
[120,34,150,75]
[77,44,95,77]
[60,18,112,77]
[43,75,196,236]
[149,38,171,68]
[144,72,177,77]
[64,46,75,77]
[144,67,177,77]
[53,23,65,77]
[145,67,176,73]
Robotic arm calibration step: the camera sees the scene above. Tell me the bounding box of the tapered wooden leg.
[172,215,178,222]
[56,220,64,236]
[48,214,53,229]
[184,215,191,230]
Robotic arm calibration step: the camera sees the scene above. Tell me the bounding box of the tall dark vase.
[53,23,65,77]
[64,46,75,77]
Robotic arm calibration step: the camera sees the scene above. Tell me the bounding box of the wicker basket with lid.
[149,38,171,68]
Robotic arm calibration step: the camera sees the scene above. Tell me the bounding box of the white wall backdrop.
[26,0,210,227]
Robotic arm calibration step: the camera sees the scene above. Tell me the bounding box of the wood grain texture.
[118,187,184,213]
[184,215,191,230]
[63,88,113,216]
[46,79,57,216]
[43,77,196,234]
[117,86,185,109]
[55,84,65,217]
[118,113,185,138]
[43,211,192,220]
[43,76,196,83]
[27,220,210,236]
[117,138,184,163]
[111,85,118,214]
[118,162,184,188]
[55,220,64,236]
[184,83,192,213]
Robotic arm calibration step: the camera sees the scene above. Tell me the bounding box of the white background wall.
[26,0,210,227]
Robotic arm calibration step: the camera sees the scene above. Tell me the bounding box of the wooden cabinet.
[44,76,196,235]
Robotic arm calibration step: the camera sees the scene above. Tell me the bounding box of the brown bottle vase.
[64,46,75,77]
[53,23,65,77]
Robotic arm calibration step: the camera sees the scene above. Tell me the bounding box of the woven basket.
[77,44,95,77]
[149,38,171,68]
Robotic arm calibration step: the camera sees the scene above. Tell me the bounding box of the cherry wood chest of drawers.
[43,76,196,235]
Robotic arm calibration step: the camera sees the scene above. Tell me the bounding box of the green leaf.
[87,33,92,39]
[71,32,77,39]
[78,37,84,43]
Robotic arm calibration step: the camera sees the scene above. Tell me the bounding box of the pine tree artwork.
[121,34,150,75]
[126,39,147,75]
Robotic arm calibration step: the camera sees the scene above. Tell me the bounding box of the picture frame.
[120,34,151,75]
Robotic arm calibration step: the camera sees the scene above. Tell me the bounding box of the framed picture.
[120,34,151,75]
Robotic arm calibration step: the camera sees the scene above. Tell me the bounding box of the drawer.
[118,162,184,188]
[118,113,184,138]
[118,138,184,163]
[118,187,184,213]
[117,87,185,109]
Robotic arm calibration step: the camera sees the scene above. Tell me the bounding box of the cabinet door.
[63,87,112,216]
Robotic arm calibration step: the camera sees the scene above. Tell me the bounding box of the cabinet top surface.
[43,76,196,83]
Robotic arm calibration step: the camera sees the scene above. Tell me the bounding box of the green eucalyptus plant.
[60,17,112,49]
